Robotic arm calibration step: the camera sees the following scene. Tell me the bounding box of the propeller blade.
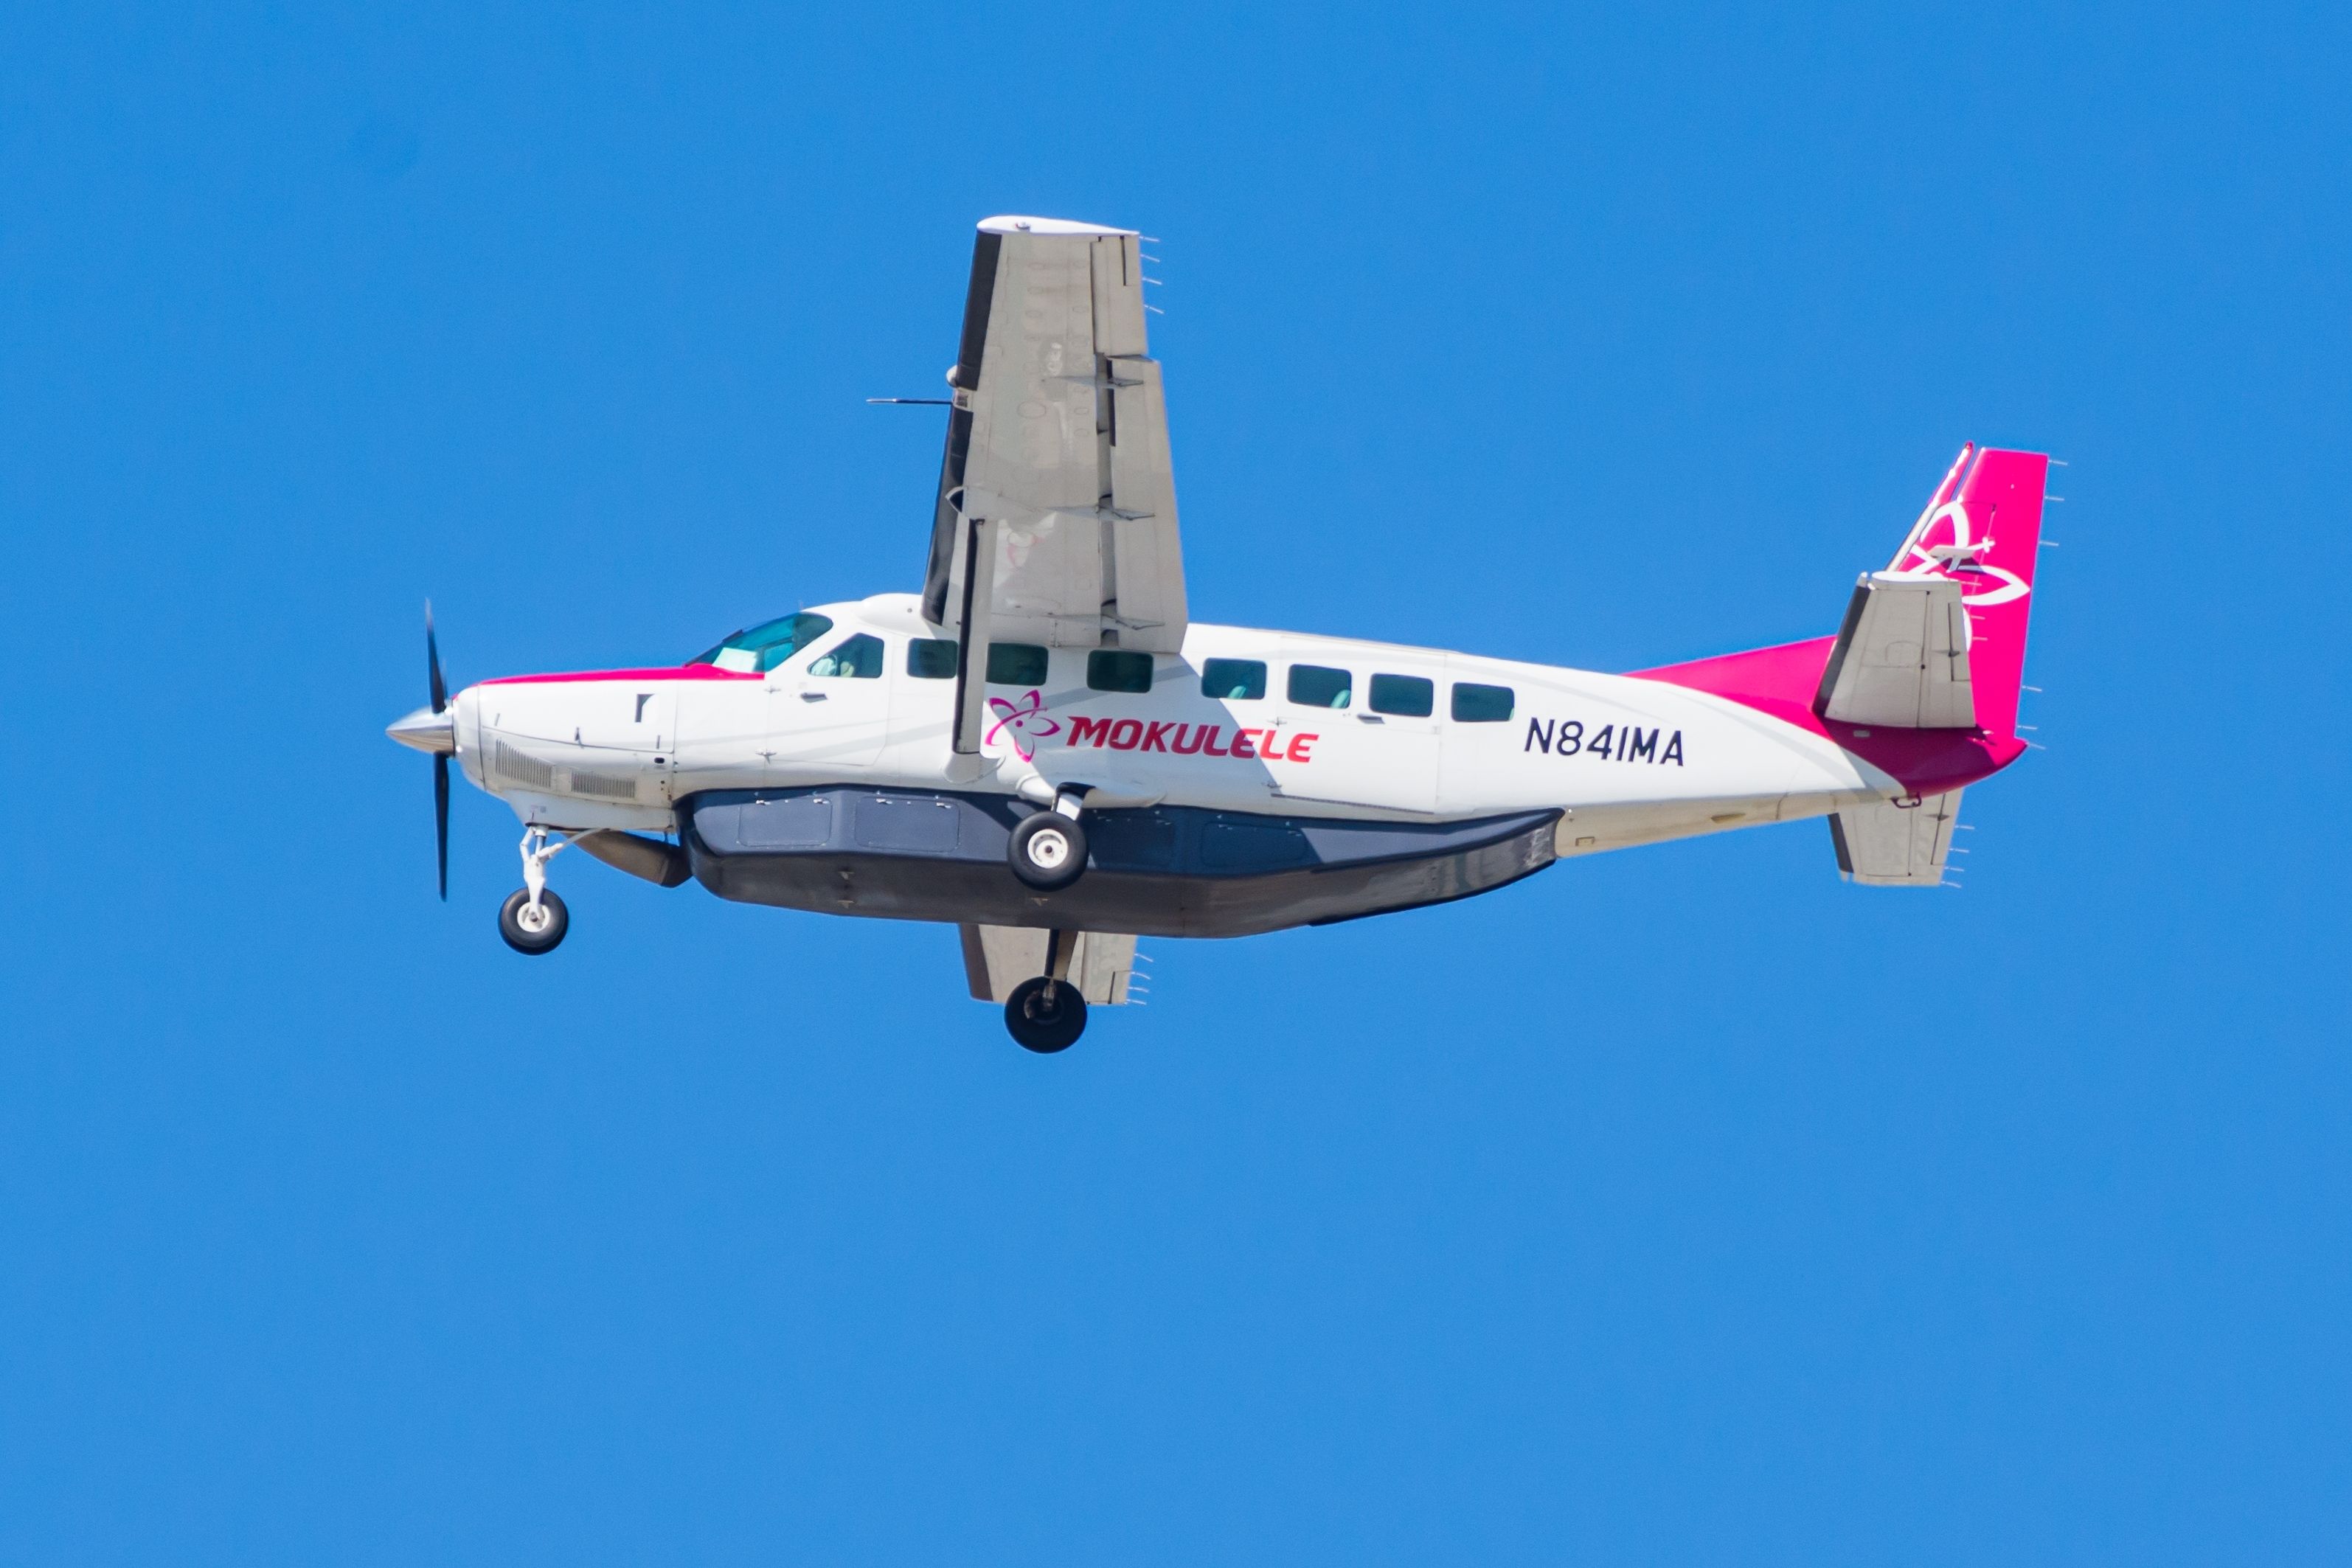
[428,602,451,899]
[426,600,448,715]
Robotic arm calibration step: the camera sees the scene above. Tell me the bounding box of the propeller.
[388,603,459,899]
[428,602,448,900]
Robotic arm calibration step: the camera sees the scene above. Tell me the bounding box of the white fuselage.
[451,593,1904,863]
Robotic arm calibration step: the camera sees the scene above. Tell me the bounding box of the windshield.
[688,613,834,673]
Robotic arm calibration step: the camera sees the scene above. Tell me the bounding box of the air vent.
[569,769,640,800]
[492,741,555,789]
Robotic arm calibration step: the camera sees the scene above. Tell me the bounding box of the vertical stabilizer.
[1880,445,2047,739]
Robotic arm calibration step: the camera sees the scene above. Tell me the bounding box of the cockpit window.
[688,613,834,673]
[807,634,884,679]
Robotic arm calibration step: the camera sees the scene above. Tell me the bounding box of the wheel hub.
[1004,974,1087,1051]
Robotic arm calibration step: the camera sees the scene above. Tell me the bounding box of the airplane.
[388,214,2049,1053]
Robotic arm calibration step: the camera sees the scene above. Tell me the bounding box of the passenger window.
[1200,658,1266,701]
[1087,649,1154,693]
[906,638,957,679]
[986,642,1049,685]
[1287,665,1352,710]
[807,633,884,679]
[1451,681,1516,722]
[1370,673,1434,717]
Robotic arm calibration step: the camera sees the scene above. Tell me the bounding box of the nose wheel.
[499,887,569,954]
[499,826,575,955]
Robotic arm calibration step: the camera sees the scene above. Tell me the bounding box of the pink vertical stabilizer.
[1883,445,2047,738]
[1631,445,2048,797]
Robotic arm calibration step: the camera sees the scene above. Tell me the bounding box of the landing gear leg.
[498,825,572,955]
[1005,929,1088,1052]
[1008,790,1089,891]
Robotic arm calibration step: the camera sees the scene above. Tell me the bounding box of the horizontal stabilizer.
[1815,572,1976,729]
[960,925,1138,1005]
[1829,790,1963,887]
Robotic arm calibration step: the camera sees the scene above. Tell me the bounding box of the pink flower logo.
[984,688,1061,762]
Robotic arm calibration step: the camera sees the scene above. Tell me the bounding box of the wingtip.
[976,215,1137,238]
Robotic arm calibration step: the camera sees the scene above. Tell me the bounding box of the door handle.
[1357,713,1384,724]
[799,690,828,702]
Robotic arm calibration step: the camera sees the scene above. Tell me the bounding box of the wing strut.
[949,513,999,754]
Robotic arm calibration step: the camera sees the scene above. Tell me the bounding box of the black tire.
[1008,810,1089,891]
[1004,976,1088,1052]
[498,887,569,954]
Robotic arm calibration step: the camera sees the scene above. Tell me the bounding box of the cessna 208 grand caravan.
[388,215,2049,1052]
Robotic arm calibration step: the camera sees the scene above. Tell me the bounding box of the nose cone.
[387,704,457,755]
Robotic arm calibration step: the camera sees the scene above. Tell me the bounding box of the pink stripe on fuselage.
[1628,637,2024,797]
[478,666,760,686]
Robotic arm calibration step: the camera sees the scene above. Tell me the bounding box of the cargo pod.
[679,787,1561,938]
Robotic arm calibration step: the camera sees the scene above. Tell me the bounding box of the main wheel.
[1008,810,1089,891]
[1005,976,1088,1052]
[498,887,569,954]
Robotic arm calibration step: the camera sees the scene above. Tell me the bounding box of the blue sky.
[4,4,2348,1562]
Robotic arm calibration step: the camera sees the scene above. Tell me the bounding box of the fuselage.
[448,592,2014,882]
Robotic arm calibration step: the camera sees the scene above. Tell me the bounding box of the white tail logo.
[1893,499,2030,608]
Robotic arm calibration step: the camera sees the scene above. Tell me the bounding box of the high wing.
[919,217,1188,747]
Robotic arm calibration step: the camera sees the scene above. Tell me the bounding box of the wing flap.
[1102,355,1183,638]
